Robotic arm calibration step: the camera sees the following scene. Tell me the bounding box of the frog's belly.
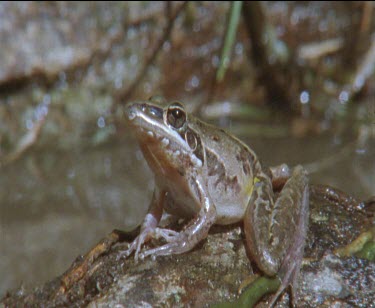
[209,179,250,225]
[162,176,247,224]
[164,196,246,225]
[215,202,246,225]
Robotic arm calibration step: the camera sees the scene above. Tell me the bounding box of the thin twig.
[1,103,49,167]
[115,2,188,105]
[298,38,344,61]
[55,229,138,297]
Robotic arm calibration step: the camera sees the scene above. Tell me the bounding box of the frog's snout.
[125,103,137,121]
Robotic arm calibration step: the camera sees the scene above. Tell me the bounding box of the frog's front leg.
[244,165,309,305]
[140,178,217,259]
[118,187,166,260]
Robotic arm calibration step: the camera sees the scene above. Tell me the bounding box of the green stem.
[216,1,243,82]
[211,276,280,308]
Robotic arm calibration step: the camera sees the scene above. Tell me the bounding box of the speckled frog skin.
[122,97,309,305]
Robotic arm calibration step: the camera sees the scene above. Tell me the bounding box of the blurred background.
[0,2,374,296]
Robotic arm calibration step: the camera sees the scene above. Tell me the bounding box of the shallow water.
[1,116,373,296]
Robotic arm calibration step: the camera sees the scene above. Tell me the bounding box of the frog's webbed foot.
[154,227,179,242]
[141,209,216,259]
[267,237,305,307]
[117,226,154,261]
[117,227,180,261]
[139,230,189,259]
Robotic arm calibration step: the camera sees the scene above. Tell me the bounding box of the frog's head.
[125,100,204,175]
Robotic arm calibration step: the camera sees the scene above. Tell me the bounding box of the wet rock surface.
[2,196,374,307]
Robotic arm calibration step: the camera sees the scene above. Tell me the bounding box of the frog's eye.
[166,103,186,129]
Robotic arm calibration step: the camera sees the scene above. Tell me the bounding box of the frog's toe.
[139,241,180,259]
[154,228,179,242]
[267,258,302,307]
[117,234,146,261]
[116,246,133,261]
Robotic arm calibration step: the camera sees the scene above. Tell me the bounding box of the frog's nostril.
[126,104,137,121]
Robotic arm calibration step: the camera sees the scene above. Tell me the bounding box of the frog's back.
[191,118,258,224]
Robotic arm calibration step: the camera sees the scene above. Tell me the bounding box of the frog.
[121,97,309,306]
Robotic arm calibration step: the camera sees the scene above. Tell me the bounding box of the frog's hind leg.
[244,165,309,306]
[268,170,309,306]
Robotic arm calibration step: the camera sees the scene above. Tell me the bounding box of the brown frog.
[121,97,309,306]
